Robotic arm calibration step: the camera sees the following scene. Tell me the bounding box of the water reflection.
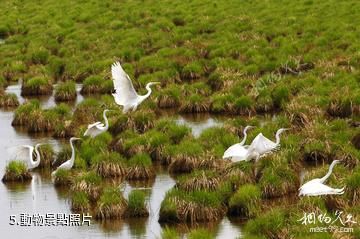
[176,114,224,138]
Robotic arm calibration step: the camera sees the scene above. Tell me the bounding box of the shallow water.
[0,84,244,238]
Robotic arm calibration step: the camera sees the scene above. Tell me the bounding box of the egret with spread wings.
[7,143,43,170]
[83,109,110,138]
[249,128,289,156]
[111,62,159,113]
[299,160,345,196]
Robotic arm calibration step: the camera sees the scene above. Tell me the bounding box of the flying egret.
[7,143,44,170]
[83,109,111,138]
[111,61,159,113]
[299,160,345,196]
[249,128,289,156]
[51,137,81,177]
[223,125,255,161]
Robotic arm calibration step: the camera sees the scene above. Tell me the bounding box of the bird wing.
[300,182,345,196]
[84,122,105,137]
[249,133,277,155]
[7,145,34,163]
[87,121,104,129]
[111,62,139,105]
[223,143,248,159]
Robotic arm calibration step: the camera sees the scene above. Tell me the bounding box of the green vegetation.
[21,76,53,96]
[95,186,128,219]
[55,81,76,101]
[159,188,226,223]
[52,168,73,187]
[229,184,261,218]
[2,161,32,182]
[125,190,149,217]
[38,144,55,168]
[72,171,103,201]
[0,93,19,108]
[71,191,90,213]
[126,153,155,180]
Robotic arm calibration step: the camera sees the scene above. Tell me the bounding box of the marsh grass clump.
[108,114,128,135]
[176,170,221,192]
[223,161,255,188]
[95,187,128,220]
[2,161,32,182]
[21,76,53,96]
[157,84,181,108]
[345,167,360,205]
[255,90,274,113]
[92,151,127,178]
[129,111,156,133]
[72,98,101,125]
[81,75,111,94]
[234,95,255,116]
[159,188,226,223]
[244,208,289,239]
[327,97,352,118]
[0,93,19,108]
[53,120,74,138]
[72,171,103,202]
[124,190,149,217]
[12,100,40,126]
[26,104,70,133]
[259,162,299,198]
[126,153,155,180]
[352,132,360,149]
[38,144,55,168]
[154,119,191,144]
[55,81,76,101]
[228,184,261,218]
[168,140,203,174]
[302,138,332,164]
[161,227,180,239]
[180,94,210,113]
[71,191,90,213]
[52,168,73,187]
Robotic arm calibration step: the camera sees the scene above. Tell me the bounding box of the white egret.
[111,61,159,113]
[7,143,44,170]
[83,109,111,138]
[223,126,255,161]
[51,137,81,177]
[299,160,345,196]
[249,128,289,156]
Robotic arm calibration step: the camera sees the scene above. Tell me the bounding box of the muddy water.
[0,84,244,238]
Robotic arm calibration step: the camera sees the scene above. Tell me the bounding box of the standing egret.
[223,126,254,161]
[249,128,289,156]
[299,160,345,196]
[7,143,43,170]
[111,61,159,113]
[83,109,111,138]
[51,137,81,177]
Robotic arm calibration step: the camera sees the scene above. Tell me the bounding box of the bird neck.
[239,128,248,145]
[275,130,283,146]
[32,144,41,167]
[103,111,109,129]
[69,139,76,165]
[319,161,337,183]
[143,83,153,100]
